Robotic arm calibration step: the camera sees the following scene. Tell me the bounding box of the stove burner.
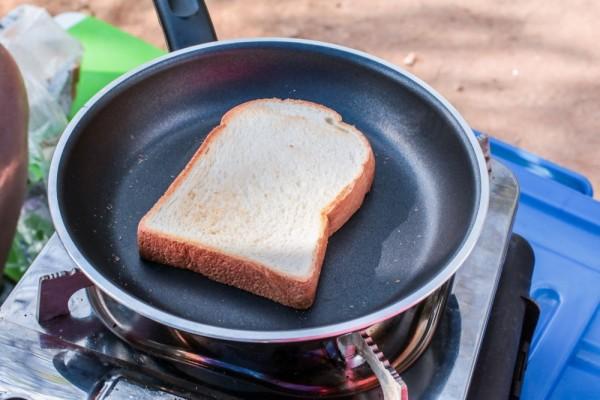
[0,161,518,399]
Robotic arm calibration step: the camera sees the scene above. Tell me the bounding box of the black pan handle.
[153,0,217,52]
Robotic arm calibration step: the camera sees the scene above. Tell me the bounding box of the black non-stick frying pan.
[48,0,488,342]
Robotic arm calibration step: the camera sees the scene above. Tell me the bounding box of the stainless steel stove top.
[0,161,517,400]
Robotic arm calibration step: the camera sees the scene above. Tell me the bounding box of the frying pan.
[48,0,488,343]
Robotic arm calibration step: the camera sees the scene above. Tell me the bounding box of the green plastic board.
[67,17,165,118]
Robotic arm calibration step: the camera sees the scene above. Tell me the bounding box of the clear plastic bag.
[0,4,82,184]
[0,5,82,280]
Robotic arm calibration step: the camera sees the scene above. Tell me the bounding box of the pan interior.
[57,42,479,331]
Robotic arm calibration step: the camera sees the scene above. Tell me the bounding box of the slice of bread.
[138,98,375,309]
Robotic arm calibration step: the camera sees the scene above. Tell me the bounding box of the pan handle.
[153,0,217,52]
[345,331,409,400]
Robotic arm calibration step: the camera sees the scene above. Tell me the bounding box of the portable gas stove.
[0,161,537,399]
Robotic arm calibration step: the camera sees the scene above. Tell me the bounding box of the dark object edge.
[467,234,540,399]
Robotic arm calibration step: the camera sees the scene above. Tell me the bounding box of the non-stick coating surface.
[55,41,480,331]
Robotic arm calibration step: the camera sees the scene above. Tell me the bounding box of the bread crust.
[138,98,375,309]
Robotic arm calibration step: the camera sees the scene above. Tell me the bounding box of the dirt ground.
[3,0,599,197]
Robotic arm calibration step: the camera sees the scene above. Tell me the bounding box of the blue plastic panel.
[490,139,600,400]
[489,138,594,197]
[474,131,594,197]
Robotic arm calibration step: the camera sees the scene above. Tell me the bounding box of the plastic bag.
[0,5,82,280]
[0,5,82,184]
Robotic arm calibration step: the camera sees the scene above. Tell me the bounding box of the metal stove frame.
[0,161,517,399]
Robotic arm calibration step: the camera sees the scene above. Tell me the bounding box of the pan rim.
[48,37,489,343]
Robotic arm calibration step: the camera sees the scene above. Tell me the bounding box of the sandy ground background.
[2,0,599,196]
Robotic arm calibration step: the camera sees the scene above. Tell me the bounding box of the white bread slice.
[138,98,375,309]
